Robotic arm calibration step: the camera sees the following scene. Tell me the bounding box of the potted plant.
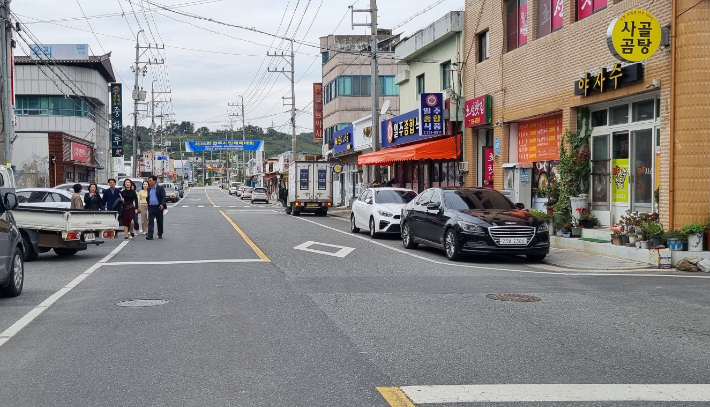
[681,221,706,252]
[534,180,560,215]
[610,224,623,245]
[529,209,554,232]
[554,114,592,218]
[562,223,572,238]
[576,207,596,229]
[664,230,685,251]
[627,229,637,245]
[643,222,664,248]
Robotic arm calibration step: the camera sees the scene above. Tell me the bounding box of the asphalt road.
[1,187,709,407]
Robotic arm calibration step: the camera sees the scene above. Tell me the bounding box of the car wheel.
[21,232,38,262]
[445,229,461,261]
[291,204,300,216]
[1,248,24,297]
[54,248,78,257]
[526,253,547,262]
[285,205,292,214]
[402,222,418,249]
[369,217,378,239]
[350,215,360,233]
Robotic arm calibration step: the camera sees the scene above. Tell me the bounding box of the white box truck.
[285,161,333,216]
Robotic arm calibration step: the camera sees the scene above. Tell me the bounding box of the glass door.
[591,134,610,224]
[611,131,630,222]
[630,129,654,214]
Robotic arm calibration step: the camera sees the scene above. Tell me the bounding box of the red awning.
[358,134,461,165]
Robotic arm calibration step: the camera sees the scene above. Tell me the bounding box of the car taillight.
[295,201,301,206]
[103,230,115,238]
[66,232,80,240]
[326,202,332,206]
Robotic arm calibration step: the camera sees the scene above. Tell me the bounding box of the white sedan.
[350,187,417,238]
[16,188,73,209]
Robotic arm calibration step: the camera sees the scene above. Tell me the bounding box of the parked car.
[250,187,269,204]
[228,182,241,196]
[0,192,25,297]
[16,188,73,209]
[240,187,253,200]
[54,182,110,195]
[400,187,549,261]
[118,178,146,191]
[174,183,184,198]
[351,187,417,237]
[160,183,180,203]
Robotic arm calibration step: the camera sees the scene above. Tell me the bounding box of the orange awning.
[358,134,461,165]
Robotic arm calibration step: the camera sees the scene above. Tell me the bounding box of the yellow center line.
[205,189,217,206]
[377,387,417,407]
[220,210,271,262]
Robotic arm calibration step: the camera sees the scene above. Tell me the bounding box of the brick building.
[462,0,708,228]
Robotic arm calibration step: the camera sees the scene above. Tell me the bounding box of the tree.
[196,126,210,135]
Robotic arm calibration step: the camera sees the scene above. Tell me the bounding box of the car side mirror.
[4,192,18,210]
[427,202,441,211]
[365,198,372,204]
[516,202,525,210]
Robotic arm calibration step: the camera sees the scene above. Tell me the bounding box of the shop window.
[610,104,628,125]
[441,61,452,89]
[537,0,563,38]
[591,110,607,127]
[577,0,607,21]
[78,173,88,182]
[433,162,441,182]
[65,172,74,182]
[416,74,425,96]
[632,99,655,122]
[478,30,489,62]
[506,0,528,52]
[337,76,352,96]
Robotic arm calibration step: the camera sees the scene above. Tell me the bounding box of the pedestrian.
[138,180,149,234]
[120,179,139,239]
[131,182,140,233]
[84,183,104,210]
[145,175,166,240]
[70,184,84,209]
[102,178,121,211]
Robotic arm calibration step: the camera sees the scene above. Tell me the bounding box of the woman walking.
[84,183,104,210]
[131,182,141,233]
[138,180,149,234]
[120,179,139,239]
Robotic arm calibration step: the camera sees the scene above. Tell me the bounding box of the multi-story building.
[461,0,708,228]
[13,49,115,187]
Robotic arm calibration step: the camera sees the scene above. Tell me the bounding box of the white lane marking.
[294,241,355,258]
[182,205,189,207]
[229,205,235,207]
[103,258,266,266]
[198,205,205,208]
[401,384,710,403]
[293,216,710,279]
[0,241,129,348]
[213,206,220,208]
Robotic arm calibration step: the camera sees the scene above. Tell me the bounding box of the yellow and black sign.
[332,163,343,174]
[574,63,643,96]
[606,9,661,63]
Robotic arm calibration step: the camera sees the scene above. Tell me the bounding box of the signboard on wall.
[419,93,444,136]
[381,109,423,148]
[483,147,494,189]
[574,63,644,96]
[607,9,661,63]
[110,84,123,157]
[31,44,89,60]
[71,142,89,162]
[313,83,323,142]
[464,95,492,127]
[333,125,353,155]
[518,114,563,162]
[184,140,264,152]
[612,158,629,202]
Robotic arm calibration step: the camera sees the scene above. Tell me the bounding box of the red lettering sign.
[484,146,495,189]
[464,95,491,128]
[517,114,563,162]
[71,142,89,163]
[313,83,323,143]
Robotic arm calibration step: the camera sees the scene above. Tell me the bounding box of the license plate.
[84,233,95,241]
[499,238,527,245]
[306,203,319,207]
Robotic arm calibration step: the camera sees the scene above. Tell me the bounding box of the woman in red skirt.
[120,179,139,239]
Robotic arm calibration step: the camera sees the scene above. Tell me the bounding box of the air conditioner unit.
[458,161,469,172]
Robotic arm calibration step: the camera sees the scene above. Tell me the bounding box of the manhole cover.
[486,294,541,302]
[116,299,169,307]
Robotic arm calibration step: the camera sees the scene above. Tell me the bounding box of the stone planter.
[688,232,704,252]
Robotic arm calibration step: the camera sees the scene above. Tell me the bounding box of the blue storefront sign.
[333,125,354,155]
[184,140,264,152]
[381,109,426,148]
[419,92,444,136]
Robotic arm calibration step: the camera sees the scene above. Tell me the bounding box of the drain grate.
[116,299,169,307]
[486,294,541,302]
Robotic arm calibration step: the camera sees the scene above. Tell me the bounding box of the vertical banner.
[317,164,327,190]
[578,0,593,20]
[552,0,564,30]
[313,83,323,143]
[612,158,629,202]
[518,0,528,46]
[484,147,494,189]
[419,93,444,136]
[110,84,123,157]
[299,166,309,190]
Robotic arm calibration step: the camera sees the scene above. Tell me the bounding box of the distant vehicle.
[173,183,184,198]
[285,161,333,216]
[118,178,146,192]
[240,187,253,200]
[250,187,269,204]
[0,188,24,297]
[54,183,109,195]
[228,182,241,196]
[160,183,180,203]
[351,187,417,238]
[400,187,550,261]
[16,188,73,209]
[236,185,246,197]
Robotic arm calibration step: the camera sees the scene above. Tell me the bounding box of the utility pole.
[228,96,246,182]
[150,79,170,176]
[267,39,296,154]
[0,0,14,166]
[131,29,164,177]
[352,0,379,182]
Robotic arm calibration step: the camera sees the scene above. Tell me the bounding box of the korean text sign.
[518,114,562,162]
[607,9,661,63]
[184,140,264,152]
[333,125,354,155]
[317,164,327,190]
[483,147,494,189]
[612,158,629,202]
[313,83,323,142]
[381,109,424,148]
[419,93,444,136]
[464,95,492,128]
[574,63,643,96]
[71,142,89,163]
[110,84,123,157]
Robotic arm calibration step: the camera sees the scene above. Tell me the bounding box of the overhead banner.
[419,92,444,136]
[518,114,563,162]
[313,83,323,143]
[184,140,264,152]
[110,84,123,157]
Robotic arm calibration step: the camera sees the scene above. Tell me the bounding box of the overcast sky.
[13,0,464,133]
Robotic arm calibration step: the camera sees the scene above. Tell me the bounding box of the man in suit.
[145,175,166,240]
[102,178,121,210]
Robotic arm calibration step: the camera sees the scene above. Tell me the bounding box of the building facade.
[13,52,115,187]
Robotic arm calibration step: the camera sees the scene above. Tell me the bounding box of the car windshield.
[161,184,174,190]
[231,183,239,187]
[444,189,516,210]
[375,189,417,204]
[254,188,266,193]
[245,188,253,192]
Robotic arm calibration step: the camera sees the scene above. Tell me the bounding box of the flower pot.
[688,232,704,252]
[639,240,649,249]
[546,206,554,215]
[635,241,641,248]
[611,234,622,245]
[556,230,563,237]
[667,238,683,251]
[651,235,663,248]
[628,236,636,244]
[572,227,581,237]
[621,235,630,245]
[570,196,589,221]
[580,219,594,229]
[563,231,572,238]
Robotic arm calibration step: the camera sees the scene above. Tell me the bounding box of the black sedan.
[400,187,549,261]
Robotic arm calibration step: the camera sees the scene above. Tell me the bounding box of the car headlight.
[537,223,549,233]
[377,210,394,217]
[457,221,483,233]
